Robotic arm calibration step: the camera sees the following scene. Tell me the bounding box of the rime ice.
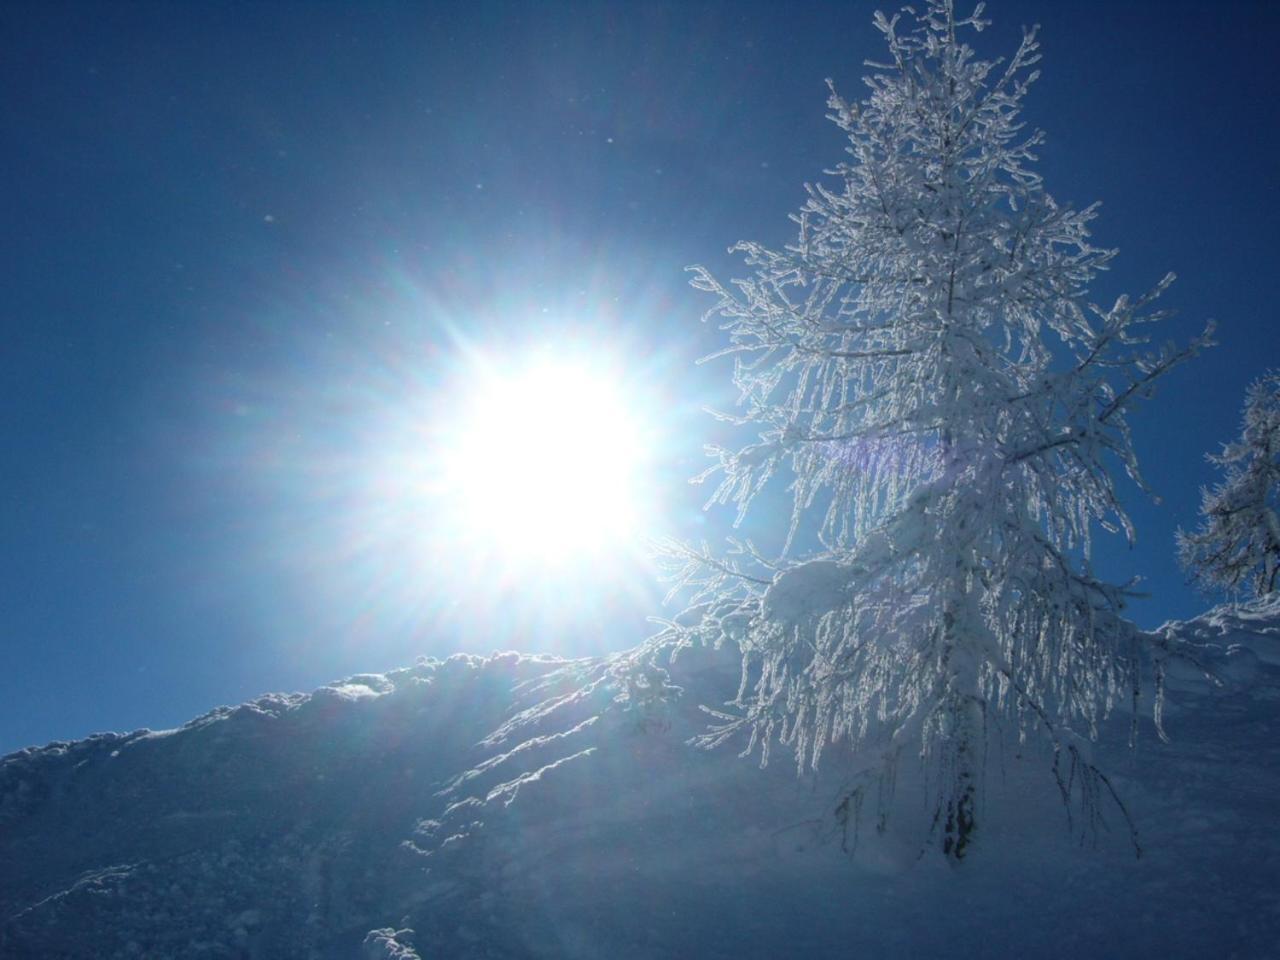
[664,0,1213,859]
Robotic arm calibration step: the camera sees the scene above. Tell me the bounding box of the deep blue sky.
[3,0,1277,755]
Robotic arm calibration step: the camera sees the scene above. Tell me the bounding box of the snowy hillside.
[2,603,1278,959]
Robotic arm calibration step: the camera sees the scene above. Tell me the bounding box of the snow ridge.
[1,609,1278,957]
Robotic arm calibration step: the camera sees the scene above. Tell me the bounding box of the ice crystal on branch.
[660,0,1212,859]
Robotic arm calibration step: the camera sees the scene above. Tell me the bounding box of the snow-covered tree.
[1178,372,1280,600]
[655,0,1212,859]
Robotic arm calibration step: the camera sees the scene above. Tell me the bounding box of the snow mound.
[1159,595,1280,667]
[2,608,1279,957]
[363,927,422,959]
[760,559,852,629]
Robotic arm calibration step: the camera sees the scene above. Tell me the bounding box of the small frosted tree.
[1178,372,1280,600]
[656,0,1211,859]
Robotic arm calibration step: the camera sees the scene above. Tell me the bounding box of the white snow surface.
[1,607,1278,958]
[759,559,852,629]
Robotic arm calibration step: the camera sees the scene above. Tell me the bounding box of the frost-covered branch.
[1179,371,1280,599]
[663,0,1207,861]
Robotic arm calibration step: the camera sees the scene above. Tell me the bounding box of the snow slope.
[2,603,1278,958]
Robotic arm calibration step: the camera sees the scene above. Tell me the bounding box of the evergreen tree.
[657,0,1211,859]
[1179,372,1280,600]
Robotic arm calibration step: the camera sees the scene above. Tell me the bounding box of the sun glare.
[440,355,652,564]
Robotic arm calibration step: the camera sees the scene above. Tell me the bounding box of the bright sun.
[439,354,653,564]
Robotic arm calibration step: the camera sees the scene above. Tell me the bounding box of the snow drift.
[2,602,1278,958]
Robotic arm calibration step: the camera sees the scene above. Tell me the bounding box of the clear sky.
[3,0,1277,755]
